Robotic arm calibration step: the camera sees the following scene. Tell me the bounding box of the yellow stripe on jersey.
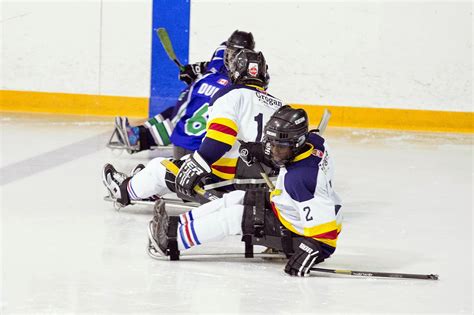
[211,157,238,180]
[213,157,239,167]
[292,144,314,162]
[206,130,236,146]
[211,168,235,180]
[206,117,239,146]
[271,189,341,247]
[246,84,265,91]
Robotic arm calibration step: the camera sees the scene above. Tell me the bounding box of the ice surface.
[1,113,472,313]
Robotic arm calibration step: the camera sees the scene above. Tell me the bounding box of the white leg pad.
[128,157,172,199]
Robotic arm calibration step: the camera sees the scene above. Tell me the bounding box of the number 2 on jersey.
[303,206,313,221]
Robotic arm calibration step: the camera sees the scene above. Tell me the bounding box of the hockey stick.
[160,159,221,201]
[156,28,184,70]
[315,109,332,135]
[310,267,439,280]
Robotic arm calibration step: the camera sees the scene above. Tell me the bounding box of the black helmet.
[263,105,309,166]
[224,30,255,69]
[228,49,269,87]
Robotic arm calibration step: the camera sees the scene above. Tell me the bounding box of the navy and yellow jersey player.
[147,106,343,277]
[270,132,342,252]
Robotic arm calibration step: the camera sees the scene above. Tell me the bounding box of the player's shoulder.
[283,152,321,203]
[188,72,230,98]
[198,71,230,87]
[209,84,255,105]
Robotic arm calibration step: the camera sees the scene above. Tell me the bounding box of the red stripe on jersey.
[184,224,195,246]
[211,165,236,174]
[208,123,237,136]
[310,229,339,240]
[270,202,279,218]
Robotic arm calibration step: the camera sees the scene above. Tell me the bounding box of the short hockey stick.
[156,28,184,70]
[160,159,220,201]
[310,267,439,280]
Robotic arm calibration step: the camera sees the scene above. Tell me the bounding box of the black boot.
[147,200,180,260]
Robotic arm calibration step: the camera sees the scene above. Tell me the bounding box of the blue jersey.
[169,71,230,150]
[205,42,226,74]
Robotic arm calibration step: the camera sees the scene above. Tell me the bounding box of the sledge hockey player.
[102,49,282,208]
[147,106,343,277]
[112,30,256,159]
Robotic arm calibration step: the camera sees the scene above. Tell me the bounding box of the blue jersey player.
[114,30,256,159]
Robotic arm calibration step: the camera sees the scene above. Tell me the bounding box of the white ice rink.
[1,113,472,314]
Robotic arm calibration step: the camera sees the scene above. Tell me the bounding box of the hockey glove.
[239,141,266,167]
[285,238,322,277]
[179,62,208,85]
[175,151,212,198]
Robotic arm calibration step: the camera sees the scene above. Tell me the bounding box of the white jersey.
[201,84,283,179]
[270,133,343,248]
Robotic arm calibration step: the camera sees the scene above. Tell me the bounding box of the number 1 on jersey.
[254,113,263,142]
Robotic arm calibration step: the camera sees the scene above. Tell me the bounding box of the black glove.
[285,238,322,277]
[239,141,266,166]
[175,152,212,198]
[179,62,208,85]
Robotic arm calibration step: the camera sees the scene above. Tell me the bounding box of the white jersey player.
[148,106,343,277]
[102,49,282,207]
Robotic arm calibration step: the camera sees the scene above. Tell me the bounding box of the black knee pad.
[167,216,180,261]
[241,189,267,237]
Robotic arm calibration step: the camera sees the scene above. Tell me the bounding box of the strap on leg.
[167,216,180,261]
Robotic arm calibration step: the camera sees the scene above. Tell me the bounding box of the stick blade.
[316,109,332,135]
[156,28,181,67]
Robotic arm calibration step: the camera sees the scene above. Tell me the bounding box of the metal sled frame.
[103,195,199,213]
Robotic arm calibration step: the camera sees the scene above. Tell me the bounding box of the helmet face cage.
[263,106,309,166]
[224,47,238,70]
[263,127,307,166]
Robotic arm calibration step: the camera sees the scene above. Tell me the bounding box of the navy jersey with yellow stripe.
[270,133,343,249]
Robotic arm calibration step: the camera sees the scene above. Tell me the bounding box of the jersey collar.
[292,143,314,163]
[246,84,265,91]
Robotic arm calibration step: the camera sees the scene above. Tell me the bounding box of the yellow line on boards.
[1,90,472,133]
[292,104,473,133]
[0,90,148,118]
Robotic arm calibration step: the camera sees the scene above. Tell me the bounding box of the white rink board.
[2,1,472,111]
[190,1,472,111]
[1,113,472,313]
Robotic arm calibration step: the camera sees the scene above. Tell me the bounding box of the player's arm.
[175,91,238,196]
[278,171,339,276]
[178,43,226,85]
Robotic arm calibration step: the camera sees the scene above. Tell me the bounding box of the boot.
[115,116,140,154]
[147,200,179,260]
[102,163,131,206]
